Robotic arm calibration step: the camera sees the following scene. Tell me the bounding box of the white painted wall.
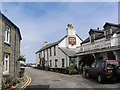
[36,53,39,66]
[36,24,82,68]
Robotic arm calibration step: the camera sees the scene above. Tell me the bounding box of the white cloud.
[2,2,118,63]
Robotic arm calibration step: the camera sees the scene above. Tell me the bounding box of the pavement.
[11,72,31,90]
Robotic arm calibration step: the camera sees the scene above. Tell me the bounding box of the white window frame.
[4,25,10,44]
[3,54,10,74]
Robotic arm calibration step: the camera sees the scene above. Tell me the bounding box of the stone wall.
[2,17,21,79]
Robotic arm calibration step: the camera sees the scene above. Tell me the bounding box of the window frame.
[90,34,95,43]
[4,24,11,44]
[105,30,111,40]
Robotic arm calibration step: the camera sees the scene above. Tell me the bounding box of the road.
[25,67,120,89]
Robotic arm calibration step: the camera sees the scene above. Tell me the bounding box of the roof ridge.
[36,35,67,53]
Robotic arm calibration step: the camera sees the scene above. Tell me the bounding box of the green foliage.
[65,66,77,75]
[45,66,50,71]
[2,83,10,88]
[17,55,26,62]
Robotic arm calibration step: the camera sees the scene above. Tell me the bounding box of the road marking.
[20,75,31,90]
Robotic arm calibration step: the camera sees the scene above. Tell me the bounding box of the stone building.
[76,22,120,70]
[0,13,22,82]
[36,24,82,70]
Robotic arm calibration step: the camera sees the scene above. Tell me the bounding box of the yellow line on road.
[20,75,31,90]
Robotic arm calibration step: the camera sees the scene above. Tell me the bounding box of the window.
[4,25,10,43]
[96,62,101,68]
[55,59,58,67]
[39,53,41,59]
[44,50,45,57]
[50,60,52,67]
[54,46,56,56]
[100,62,105,68]
[90,34,94,43]
[62,59,65,67]
[50,48,52,56]
[91,62,96,68]
[105,30,111,39]
[69,57,76,66]
[3,54,10,74]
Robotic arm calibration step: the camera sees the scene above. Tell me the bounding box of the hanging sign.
[69,37,76,44]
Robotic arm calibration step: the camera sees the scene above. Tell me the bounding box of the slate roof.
[1,13,22,40]
[103,22,120,28]
[36,34,82,53]
[59,47,77,57]
[36,36,67,53]
[89,29,104,34]
[81,22,120,44]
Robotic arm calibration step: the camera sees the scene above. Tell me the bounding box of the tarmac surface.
[25,67,120,89]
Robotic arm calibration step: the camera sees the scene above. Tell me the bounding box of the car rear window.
[107,61,120,67]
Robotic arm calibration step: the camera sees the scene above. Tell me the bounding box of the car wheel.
[97,75,104,83]
[85,72,90,79]
[116,66,120,75]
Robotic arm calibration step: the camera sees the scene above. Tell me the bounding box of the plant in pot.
[68,66,77,75]
[17,55,26,62]
[12,79,18,86]
[2,83,10,89]
[9,83,13,87]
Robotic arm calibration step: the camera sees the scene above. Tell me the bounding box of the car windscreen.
[107,61,120,68]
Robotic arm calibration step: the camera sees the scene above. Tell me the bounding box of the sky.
[1,1,118,63]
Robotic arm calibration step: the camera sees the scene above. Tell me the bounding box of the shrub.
[65,66,77,75]
[45,66,50,71]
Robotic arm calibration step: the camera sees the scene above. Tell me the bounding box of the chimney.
[67,24,74,30]
[97,27,99,30]
[67,24,72,29]
[43,41,48,46]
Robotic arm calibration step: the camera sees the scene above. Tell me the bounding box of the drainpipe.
[14,29,17,77]
[0,13,3,90]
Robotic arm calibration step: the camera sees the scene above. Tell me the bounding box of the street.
[24,67,120,89]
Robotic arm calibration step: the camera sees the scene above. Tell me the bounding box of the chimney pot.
[43,41,48,46]
[97,27,99,30]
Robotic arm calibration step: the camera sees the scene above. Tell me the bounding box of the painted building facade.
[76,22,120,70]
[0,13,22,81]
[36,24,82,70]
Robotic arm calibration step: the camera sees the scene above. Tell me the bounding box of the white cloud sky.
[1,2,118,63]
[2,0,119,2]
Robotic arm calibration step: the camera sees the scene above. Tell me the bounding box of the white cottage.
[36,24,82,70]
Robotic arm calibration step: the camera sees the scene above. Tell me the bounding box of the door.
[3,54,10,74]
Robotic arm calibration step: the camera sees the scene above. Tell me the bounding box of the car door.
[94,62,101,77]
[88,62,96,77]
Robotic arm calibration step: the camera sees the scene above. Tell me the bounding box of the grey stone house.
[0,13,22,82]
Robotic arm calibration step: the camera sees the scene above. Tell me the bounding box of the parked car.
[83,60,120,83]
